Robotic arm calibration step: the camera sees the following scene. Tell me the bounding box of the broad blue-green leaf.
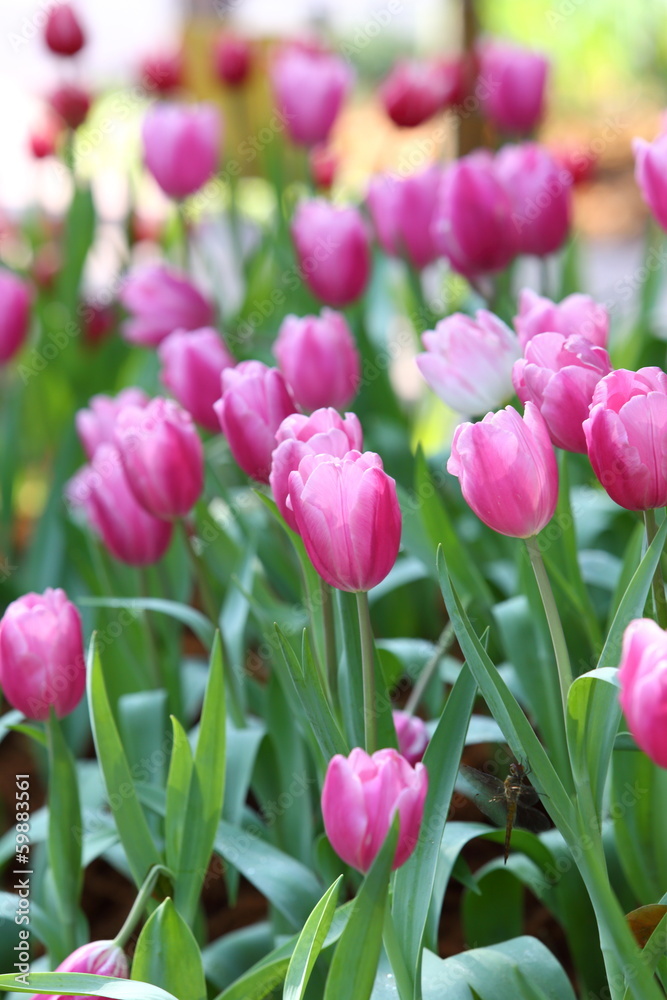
[566,668,620,822]
[79,597,215,648]
[46,711,83,958]
[0,973,177,999]
[213,959,290,1000]
[284,876,343,1000]
[165,716,193,871]
[131,898,207,1000]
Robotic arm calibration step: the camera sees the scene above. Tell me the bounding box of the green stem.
[644,509,667,629]
[383,904,414,1000]
[404,621,455,716]
[356,591,377,754]
[176,201,191,272]
[139,568,162,690]
[112,864,173,950]
[321,580,338,708]
[525,536,573,713]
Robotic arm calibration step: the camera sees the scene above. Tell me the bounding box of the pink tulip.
[633,133,667,231]
[140,51,183,95]
[513,334,612,453]
[288,450,401,592]
[416,310,520,416]
[49,83,90,130]
[44,3,85,57]
[0,269,31,364]
[583,367,667,511]
[380,59,460,128]
[495,143,572,257]
[75,388,149,460]
[114,397,203,519]
[291,199,371,307]
[514,288,609,350]
[393,711,429,766]
[273,309,360,411]
[271,46,352,147]
[119,263,214,348]
[322,747,428,871]
[215,361,297,483]
[213,33,252,87]
[618,619,667,769]
[367,166,441,270]
[0,589,85,721]
[158,327,235,432]
[431,151,519,277]
[270,408,363,531]
[448,402,558,538]
[477,40,548,135]
[67,446,173,566]
[26,939,128,1000]
[142,103,222,200]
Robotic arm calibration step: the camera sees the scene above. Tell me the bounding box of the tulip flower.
[633,133,667,231]
[215,361,297,483]
[322,747,428,871]
[140,51,183,95]
[28,114,62,159]
[366,166,441,270]
[288,450,401,592]
[513,333,612,453]
[477,40,548,135]
[119,263,214,348]
[291,199,371,307]
[76,388,149,460]
[431,151,519,277]
[44,3,85,57]
[49,84,90,130]
[514,288,609,350]
[618,619,667,769]
[270,408,363,531]
[416,310,521,416]
[309,144,338,190]
[0,588,85,721]
[393,711,429,766]
[213,33,252,87]
[495,143,572,257]
[583,367,667,511]
[447,402,558,538]
[114,398,204,520]
[158,327,235,432]
[271,46,352,147]
[273,309,360,411]
[142,102,222,200]
[380,59,460,128]
[0,269,31,364]
[82,302,116,348]
[25,939,128,1000]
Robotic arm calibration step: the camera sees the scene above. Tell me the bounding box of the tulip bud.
[309,144,338,191]
[0,268,31,364]
[291,199,371,307]
[140,51,183,95]
[270,408,363,531]
[416,310,520,416]
[26,938,128,1000]
[288,450,401,592]
[273,309,360,411]
[447,402,558,538]
[114,398,204,519]
[215,361,297,483]
[380,59,459,128]
[44,3,85,57]
[28,114,62,159]
[367,165,441,270]
[513,333,612,453]
[76,388,149,460]
[393,711,429,766]
[213,33,252,87]
[0,589,85,721]
[477,40,549,135]
[583,368,667,511]
[618,619,667,769]
[82,302,116,348]
[322,748,428,871]
[158,327,235,433]
[633,133,667,231]
[119,264,214,348]
[514,288,609,350]
[495,143,572,257]
[142,102,222,200]
[49,83,91,130]
[271,46,352,147]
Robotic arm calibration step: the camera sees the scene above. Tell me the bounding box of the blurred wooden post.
[457,0,485,156]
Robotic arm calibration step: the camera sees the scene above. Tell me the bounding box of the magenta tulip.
[288,450,401,592]
[448,402,558,538]
[120,263,214,348]
[380,59,459,128]
[495,143,572,257]
[26,939,128,1000]
[431,151,519,277]
[322,747,428,871]
[158,327,235,432]
[215,361,297,483]
[0,589,85,721]
[0,269,31,364]
[584,367,667,511]
[291,199,371,307]
[393,711,429,767]
[366,166,441,270]
[49,83,90,130]
[140,51,183,95]
[270,408,363,531]
[618,619,667,769]
[273,309,360,411]
[477,40,548,135]
[416,310,520,416]
[513,333,612,453]
[514,288,609,350]
[633,133,667,231]
[271,46,352,147]
[44,3,85,57]
[114,397,203,519]
[142,102,222,200]
[75,388,149,460]
[213,33,252,87]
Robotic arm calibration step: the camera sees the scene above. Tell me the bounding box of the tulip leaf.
[165,715,193,872]
[46,711,83,959]
[78,596,215,648]
[212,958,290,1000]
[0,973,177,999]
[131,898,207,1000]
[284,875,343,1000]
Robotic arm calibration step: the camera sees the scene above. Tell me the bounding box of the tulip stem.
[321,580,338,707]
[383,904,414,1000]
[404,620,456,716]
[525,535,573,713]
[644,509,667,629]
[356,590,377,754]
[112,863,173,950]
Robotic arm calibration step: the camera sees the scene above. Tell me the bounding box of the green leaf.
[78,597,215,648]
[462,867,525,947]
[131,898,207,1000]
[566,668,621,822]
[165,716,193,872]
[0,973,177,999]
[213,958,290,1000]
[284,876,343,1000]
[46,711,83,958]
